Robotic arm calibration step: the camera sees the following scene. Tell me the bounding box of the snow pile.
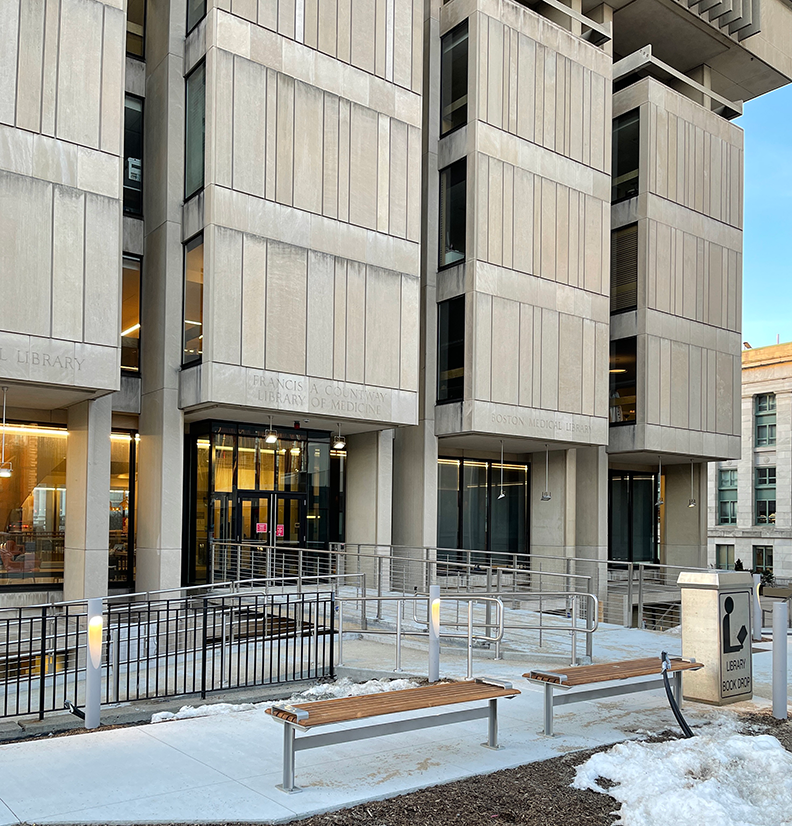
[151,677,421,723]
[572,717,792,826]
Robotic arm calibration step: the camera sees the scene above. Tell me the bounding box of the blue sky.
[738,82,792,349]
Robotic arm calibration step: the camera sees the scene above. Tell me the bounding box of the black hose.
[661,651,694,738]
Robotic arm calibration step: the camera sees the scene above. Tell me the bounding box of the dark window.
[611,224,638,313]
[187,0,207,33]
[121,257,141,371]
[439,158,466,268]
[718,468,737,524]
[609,337,637,424]
[123,96,143,215]
[127,0,145,57]
[755,466,776,525]
[441,21,468,136]
[436,457,528,568]
[612,109,639,202]
[609,471,657,563]
[185,63,206,199]
[183,235,204,365]
[437,296,464,402]
[755,394,776,446]
[753,545,773,575]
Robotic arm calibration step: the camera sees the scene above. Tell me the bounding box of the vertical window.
[755,466,776,524]
[608,471,657,563]
[185,62,206,199]
[440,21,468,136]
[124,96,143,215]
[439,158,466,268]
[121,257,141,371]
[187,0,207,33]
[127,0,145,57]
[183,235,204,365]
[437,296,465,402]
[753,545,773,575]
[715,544,735,570]
[755,394,776,446]
[609,337,637,424]
[718,468,737,524]
[612,109,640,202]
[610,224,638,313]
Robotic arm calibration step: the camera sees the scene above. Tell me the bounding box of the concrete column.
[661,462,707,570]
[575,446,608,603]
[64,396,112,601]
[530,448,569,574]
[135,0,186,594]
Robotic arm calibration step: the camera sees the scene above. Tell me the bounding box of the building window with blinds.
[185,62,206,199]
[126,0,145,57]
[439,159,466,268]
[610,223,637,314]
[183,235,204,365]
[609,337,637,424]
[440,21,468,136]
[123,96,143,215]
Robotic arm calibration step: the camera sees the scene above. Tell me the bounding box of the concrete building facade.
[708,342,792,583]
[0,0,790,604]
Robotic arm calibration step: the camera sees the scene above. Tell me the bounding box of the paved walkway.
[0,625,782,825]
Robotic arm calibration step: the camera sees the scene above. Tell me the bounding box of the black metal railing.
[0,591,335,720]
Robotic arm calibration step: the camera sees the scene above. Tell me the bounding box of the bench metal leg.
[278,725,300,793]
[482,698,499,749]
[543,683,554,737]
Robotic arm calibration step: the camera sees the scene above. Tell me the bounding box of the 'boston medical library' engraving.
[0,348,84,371]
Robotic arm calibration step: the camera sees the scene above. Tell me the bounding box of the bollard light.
[428,585,441,682]
[88,615,103,669]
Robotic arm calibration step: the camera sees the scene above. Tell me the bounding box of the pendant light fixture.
[332,423,346,451]
[290,440,301,456]
[657,456,664,506]
[688,459,697,508]
[498,440,505,499]
[0,387,11,478]
[264,415,278,444]
[541,444,551,501]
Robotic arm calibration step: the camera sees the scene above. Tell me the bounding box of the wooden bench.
[265,678,520,792]
[525,656,703,736]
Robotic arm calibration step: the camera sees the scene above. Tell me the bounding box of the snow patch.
[572,716,792,826]
[151,677,421,724]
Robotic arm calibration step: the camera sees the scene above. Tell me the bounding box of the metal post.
[428,585,440,682]
[486,698,498,748]
[773,601,789,720]
[394,603,403,672]
[466,601,474,680]
[281,725,296,792]
[377,556,383,621]
[637,564,645,628]
[485,567,493,638]
[543,682,554,736]
[85,598,103,730]
[626,563,634,627]
[586,597,593,662]
[236,544,241,583]
[337,600,344,666]
[313,600,320,677]
[298,549,303,593]
[360,573,368,631]
[111,627,120,703]
[38,607,47,721]
[570,596,578,665]
[752,574,763,641]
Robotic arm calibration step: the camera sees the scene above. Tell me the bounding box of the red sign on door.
[256,522,267,533]
[276,524,285,537]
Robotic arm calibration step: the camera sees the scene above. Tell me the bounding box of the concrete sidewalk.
[0,624,781,825]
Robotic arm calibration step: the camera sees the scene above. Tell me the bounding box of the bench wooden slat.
[524,656,702,687]
[266,681,520,728]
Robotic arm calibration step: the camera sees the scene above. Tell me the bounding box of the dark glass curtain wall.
[437,458,528,567]
[608,471,657,563]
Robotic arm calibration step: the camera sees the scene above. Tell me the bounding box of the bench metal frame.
[270,689,509,792]
[530,669,683,736]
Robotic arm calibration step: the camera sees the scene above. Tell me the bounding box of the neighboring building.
[708,342,792,583]
[0,0,790,605]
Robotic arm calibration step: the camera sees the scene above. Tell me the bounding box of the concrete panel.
[306,250,335,379]
[0,0,20,126]
[15,0,45,134]
[348,103,378,230]
[345,260,366,384]
[241,233,267,369]
[265,241,307,374]
[490,297,519,405]
[350,0,375,74]
[51,185,85,342]
[233,56,267,197]
[400,275,419,391]
[365,267,401,388]
[322,93,339,219]
[100,5,125,156]
[275,73,295,205]
[558,313,582,413]
[333,258,347,381]
[540,309,559,410]
[83,193,120,347]
[210,227,243,365]
[293,80,324,213]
